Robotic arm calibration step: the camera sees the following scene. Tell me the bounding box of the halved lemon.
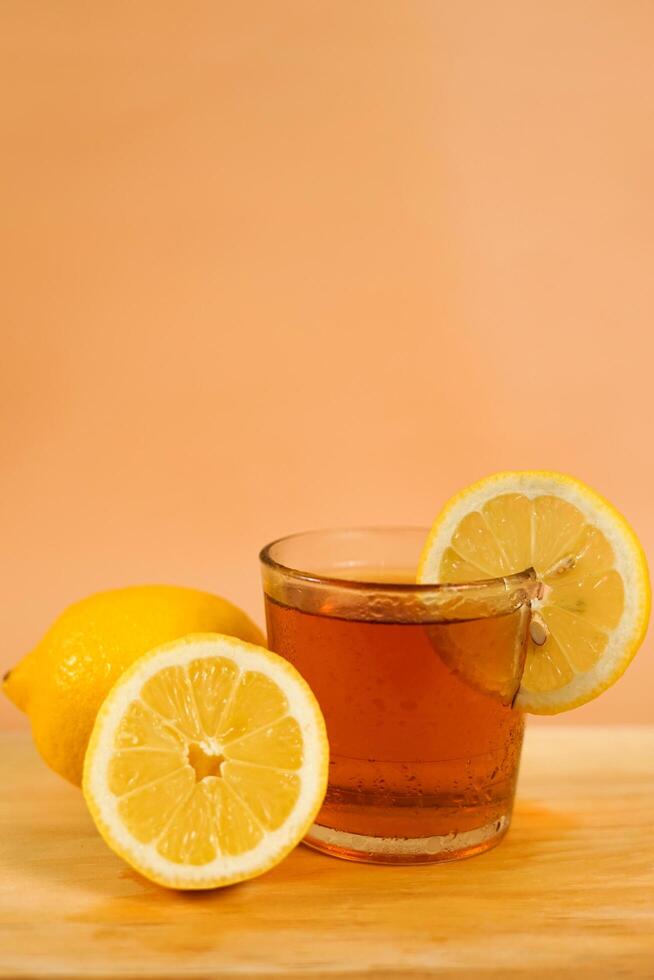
[418,471,650,713]
[83,634,328,889]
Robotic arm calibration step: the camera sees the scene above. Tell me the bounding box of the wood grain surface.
[1,727,653,979]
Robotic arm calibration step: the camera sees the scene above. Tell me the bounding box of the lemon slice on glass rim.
[83,634,328,889]
[417,471,650,713]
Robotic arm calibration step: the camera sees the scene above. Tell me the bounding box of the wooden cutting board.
[1,727,653,979]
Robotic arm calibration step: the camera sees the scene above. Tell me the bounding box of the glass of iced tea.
[260,527,537,865]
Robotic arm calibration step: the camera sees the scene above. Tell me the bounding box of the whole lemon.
[3,585,265,786]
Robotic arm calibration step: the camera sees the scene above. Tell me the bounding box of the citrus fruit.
[418,471,650,713]
[3,586,265,785]
[83,634,328,889]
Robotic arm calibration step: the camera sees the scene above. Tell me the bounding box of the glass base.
[303,814,511,865]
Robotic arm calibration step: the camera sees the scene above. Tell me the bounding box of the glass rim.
[259,525,537,596]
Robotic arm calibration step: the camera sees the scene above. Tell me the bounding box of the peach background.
[2,1,652,729]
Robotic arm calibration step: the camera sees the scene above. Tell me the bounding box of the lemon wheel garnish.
[83,634,328,889]
[418,471,650,714]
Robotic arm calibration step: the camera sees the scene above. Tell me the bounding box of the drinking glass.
[260,527,537,864]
